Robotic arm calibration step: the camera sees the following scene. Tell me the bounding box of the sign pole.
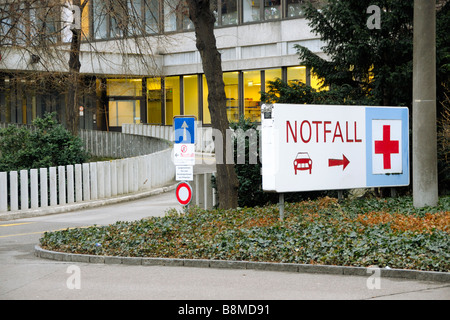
[173,116,197,209]
[278,193,284,221]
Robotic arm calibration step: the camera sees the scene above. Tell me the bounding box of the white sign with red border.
[175,182,193,206]
[261,104,409,193]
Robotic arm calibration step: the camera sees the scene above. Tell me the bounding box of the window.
[0,3,13,45]
[28,3,60,45]
[286,0,305,18]
[128,0,145,36]
[243,70,261,122]
[15,3,28,45]
[243,0,284,23]
[210,0,238,27]
[287,66,307,84]
[264,0,281,20]
[163,0,193,32]
[202,76,211,124]
[264,68,282,89]
[0,76,40,124]
[92,0,160,39]
[211,0,219,26]
[243,0,260,23]
[107,79,142,96]
[109,100,141,127]
[202,72,239,124]
[310,70,327,91]
[127,0,160,35]
[181,2,194,30]
[144,0,159,34]
[165,76,181,125]
[221,0,238,25]
[93,0,108,39]
[183,75,199,118]
[147,77,162,124]
[224,72,239,122]
[107,79,142,127]
[109,0,127,38]
[0,2,27,46]
[81,0,91,40]
[1,2,89,46]
[164,0,176,32]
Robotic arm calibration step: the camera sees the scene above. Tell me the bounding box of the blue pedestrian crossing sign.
[174,116,196,144]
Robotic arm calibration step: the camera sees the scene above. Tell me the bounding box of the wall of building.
[0,1,326,129]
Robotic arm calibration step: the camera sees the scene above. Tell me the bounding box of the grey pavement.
[0,155,449,301]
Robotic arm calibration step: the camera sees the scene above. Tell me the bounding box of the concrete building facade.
[0,0,325,131]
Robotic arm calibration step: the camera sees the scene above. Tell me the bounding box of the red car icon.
[294,152,312,175]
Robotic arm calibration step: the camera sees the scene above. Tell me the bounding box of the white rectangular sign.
[261,104,409,193]
[173,143,195,165]
[176,166,193,181]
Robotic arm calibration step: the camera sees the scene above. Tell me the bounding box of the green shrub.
[39,196,450,272]
[261,78,376,106]
[0,113,88,172]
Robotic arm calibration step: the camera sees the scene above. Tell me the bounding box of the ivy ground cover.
[40,196,450,272]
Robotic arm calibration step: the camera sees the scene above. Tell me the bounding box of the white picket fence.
[0,148,175,213]
[122,123,173,141]
[122,123,216,153]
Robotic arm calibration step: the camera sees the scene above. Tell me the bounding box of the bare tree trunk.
[186,0,239,209]
[66,0,83,136]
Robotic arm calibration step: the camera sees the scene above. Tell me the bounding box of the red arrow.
[328,155,350,170]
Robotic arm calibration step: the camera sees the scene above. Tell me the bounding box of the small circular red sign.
[175,182,192,206]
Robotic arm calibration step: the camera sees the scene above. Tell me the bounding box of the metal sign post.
[278,193,284,221]
[173,116,196,209]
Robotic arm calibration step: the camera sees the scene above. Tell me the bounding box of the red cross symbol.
[375,125,399,169]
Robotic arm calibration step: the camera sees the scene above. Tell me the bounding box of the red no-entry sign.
[175,182,192,206]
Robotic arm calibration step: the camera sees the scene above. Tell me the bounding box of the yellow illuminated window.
[310,70,328,91]
[224,72,239,123]
[165,76,180,125]
[202,75,211,124]
[109,100,141,127]
[81,0,90,40]
[287,66,307,84]
[147,77,162,124]
[107,79,142,96]
[243,70,261,122]
[265,68,282,89]
[183,75,199,119]
[203,72,239,124]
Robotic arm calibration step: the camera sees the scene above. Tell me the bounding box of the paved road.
[1,190,449,302]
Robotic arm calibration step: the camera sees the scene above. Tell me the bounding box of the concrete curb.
[34,245,450,283]
[0,183,178,221]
